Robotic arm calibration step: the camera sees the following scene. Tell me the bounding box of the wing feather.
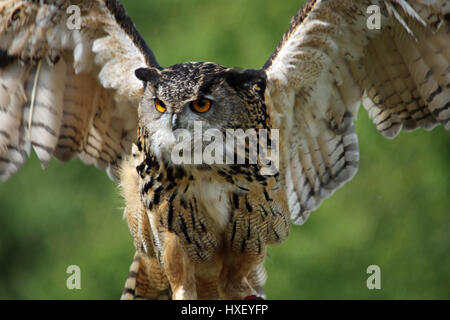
[264,0,449,224]
[0,0,159,181]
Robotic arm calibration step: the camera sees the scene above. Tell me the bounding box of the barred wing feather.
[0,0,160,181]
[264,0,449,224]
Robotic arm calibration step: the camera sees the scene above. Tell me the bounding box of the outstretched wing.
[264,0,449,224]
[0,0,159,181]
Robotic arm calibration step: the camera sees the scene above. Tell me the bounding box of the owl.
[0,0,448,300]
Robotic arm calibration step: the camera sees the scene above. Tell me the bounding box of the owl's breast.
[188,173,234,233]
[135,146,235,254]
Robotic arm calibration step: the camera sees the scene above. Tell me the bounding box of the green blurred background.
[0,0,449,299]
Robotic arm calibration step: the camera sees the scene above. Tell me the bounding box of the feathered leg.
[162,232,197,300]
[120,155,171,299]
[121,252,171,300]
[218,249,266,300]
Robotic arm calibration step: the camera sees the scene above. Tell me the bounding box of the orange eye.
[190,98,212,113]
[155,98,166,113]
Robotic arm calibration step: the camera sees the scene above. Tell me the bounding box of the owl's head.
[135,62,267,163]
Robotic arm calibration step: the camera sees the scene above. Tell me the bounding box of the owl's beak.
[171,113,179,131]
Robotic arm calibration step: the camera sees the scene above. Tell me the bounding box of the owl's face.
[135,62,266,164]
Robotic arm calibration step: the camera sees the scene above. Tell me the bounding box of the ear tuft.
[224,68,266,93]
[135,67,160,83]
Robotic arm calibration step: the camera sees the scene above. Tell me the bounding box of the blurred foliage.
[0,0,449,300]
